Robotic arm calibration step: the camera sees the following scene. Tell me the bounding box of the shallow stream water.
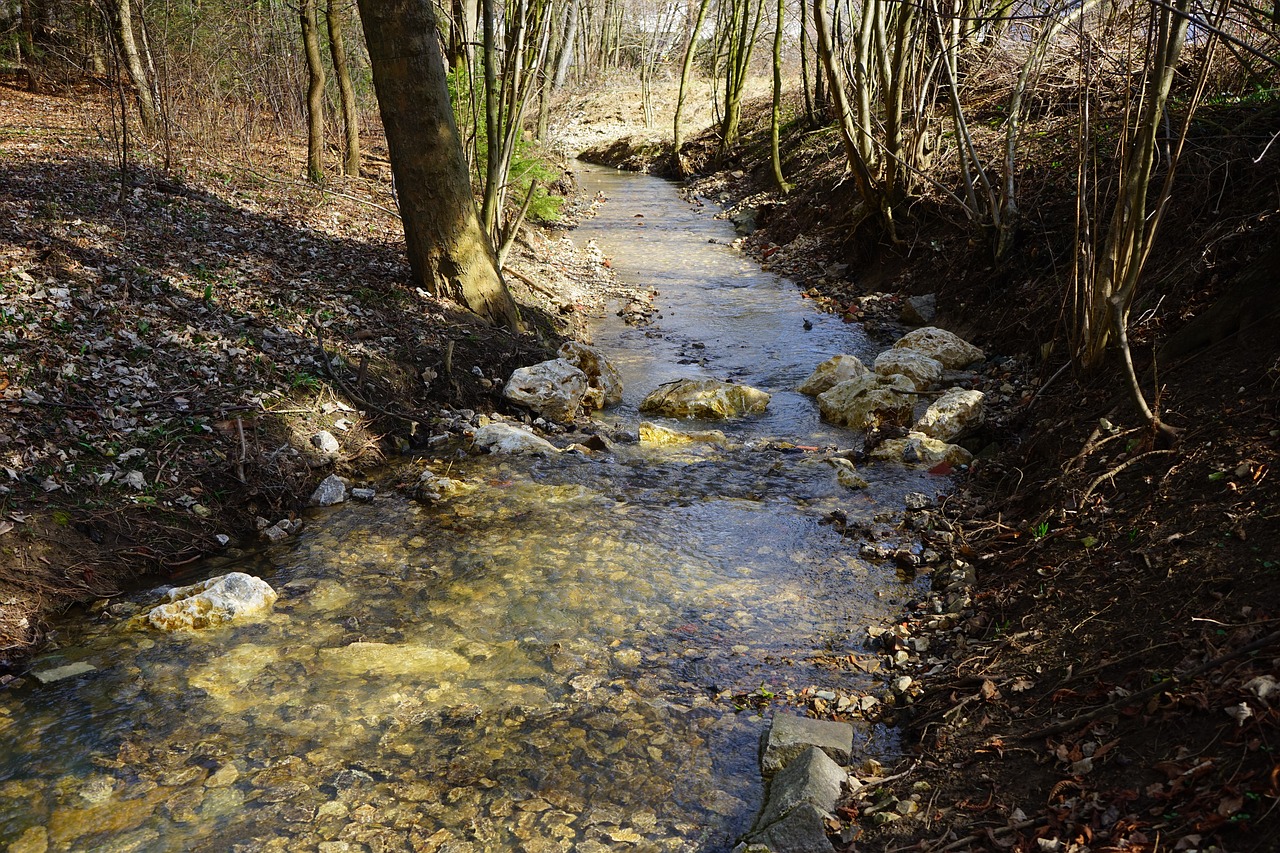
[0,166,936,852]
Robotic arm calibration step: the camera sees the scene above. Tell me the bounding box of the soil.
[4,68,1280,853]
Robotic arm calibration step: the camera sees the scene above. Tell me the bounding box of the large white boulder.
[557,341,623,410]
[472,423,558,455]
[503,358,588,422]
[892,327,984,368]
[797,355,870,396]
[870,431,974,467]
[914,388,985,441]
[816,374,915,429]
[639,378,770,420]
[148,572,278,631]
[873,350,943,391]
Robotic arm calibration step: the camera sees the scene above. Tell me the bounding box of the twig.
[1079,449,1178,504]
[930,818,1046,852]
[1020,627,1280,740]
[851,762,918,798]
[234,418,247,482]
[502,265,561,301]
[310,316,427,428]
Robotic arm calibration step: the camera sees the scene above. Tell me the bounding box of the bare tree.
[300,0,326,183]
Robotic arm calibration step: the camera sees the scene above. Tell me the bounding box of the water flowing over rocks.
[827,457,869,489]
[145,572,278,631]
[870,432,974,467]
[796,354,870,395]
[815,374,916,429]
[503,358,590,422]
[471,422,560,455]
[639,378,771,419]
[913,387,985,441]
[639,421,730,446]
[557,341,623,410]
[873,349,944,391]
[892,326,985,369]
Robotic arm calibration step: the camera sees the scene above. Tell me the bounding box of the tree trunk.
[355,0,523,331]
[673,0,711,175]
[300,0,326,183]
[769,0,788,192]
[109,0,161,135]
[327,0,361,176]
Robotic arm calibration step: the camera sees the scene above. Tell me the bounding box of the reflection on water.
[0,169,931,852]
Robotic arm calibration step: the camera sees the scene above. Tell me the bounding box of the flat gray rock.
[761,713,854,776]
[755,747,845,830]
[32,661,97,684]
[742,803,834,853]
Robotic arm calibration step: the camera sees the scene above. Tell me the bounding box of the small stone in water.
[309,475,347,507]
[32,661,96,684]
[350,488,375,502]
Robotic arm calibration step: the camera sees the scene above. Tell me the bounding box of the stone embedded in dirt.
[310,431,340,456]
[874,349,944,392]
[892,326,984,368]
[737,803,833,853]
[638,421,728,446]
[471,423,558,455]
[760,712,855,776]
[754,746,845,831]
[557,341,623,410]
[871,432,974,467]
[827,457,869,489]
[309,474,347,507]
[146,572,278,632]
[900,293,937,325]
[904,492,933,511]
[914,387,985,441]
[503,358,589,423]
[639,378,771,420]
[31,661,97,684]
[816,374,915,429]
[797,354,870,396]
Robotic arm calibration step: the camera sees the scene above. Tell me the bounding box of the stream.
[0,166,938,852]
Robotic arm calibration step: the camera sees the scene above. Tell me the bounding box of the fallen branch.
[1079,449,1178,504]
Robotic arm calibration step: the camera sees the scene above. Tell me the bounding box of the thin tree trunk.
[355,0,523,331]
[673,0,711,174]
[327,0,361,176]
[769,0,788,192]
[300,0,326,183]
[110,0,161,135]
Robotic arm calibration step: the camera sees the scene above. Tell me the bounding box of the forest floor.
[0,77,639,668]
[582,90,1280,851]
[3,71,1280,853]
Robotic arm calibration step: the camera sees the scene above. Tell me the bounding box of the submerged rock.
[414,471,475,503]
[640,378,771,420]
[827,457,868,489]
[797,355,870,396]
[816,374,915,429]
[558,341,623,410]
[31,661,97,684]
[892,326,984,368]
[472,423,559,455]
[638,421,728,446]
[318,642,470,677]
[503,358,589,422]
[873,349,943,391]
[147,572,278,631]
[914,387,985,441]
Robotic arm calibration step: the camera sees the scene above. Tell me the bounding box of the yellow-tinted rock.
[639,378,770,420]
[7,826,48,853]
[797,355,870,395]
[318,642,470,677]
[638,422,728,446]
[147,572,278,632]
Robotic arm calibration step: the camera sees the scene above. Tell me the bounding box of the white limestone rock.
[557,341,623,410]
[796,355,870,396]
[503,358,589,422]
[873,349,944,391]
[147,572,278,632]
[639,378,771,420]
[816,374,916,429]
[914,387,985,441]
[472,423,558,455]
[892,326,984,368]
